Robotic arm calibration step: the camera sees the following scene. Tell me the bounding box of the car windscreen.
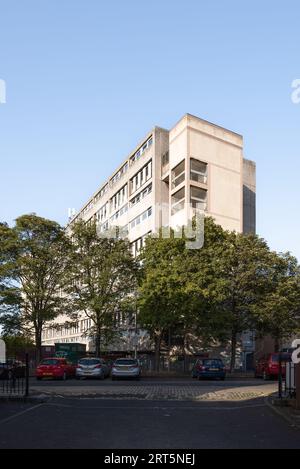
[40,359,61,366]
[78,359,101,366]
[114,359,138,366]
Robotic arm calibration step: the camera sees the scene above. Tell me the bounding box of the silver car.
[76,358,110,380]
[111,358,141,380]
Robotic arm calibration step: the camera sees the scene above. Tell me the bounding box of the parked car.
[111,358,141,380]
[255,353,291,380]
[36,358,76,381]
[0,360,26,380]
[192,358,226,381]
[76,358,110,380]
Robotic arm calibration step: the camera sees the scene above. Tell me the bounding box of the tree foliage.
[65,221,138,356]
[0,215,71,361]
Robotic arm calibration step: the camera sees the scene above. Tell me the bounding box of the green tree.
[138,234,187,371]
[66,221,138,357]
[0,215,71,362]
[255,252,300,350]
[0,334,35,359]
[187,220,274,371]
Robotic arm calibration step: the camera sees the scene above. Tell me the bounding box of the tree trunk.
[230,332,237,373]
[154,332,162,372]
[95,328,101,357]
[274,336,280,353]
[35,330,42,364]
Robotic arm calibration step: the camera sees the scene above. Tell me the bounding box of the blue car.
[192,358,226,381]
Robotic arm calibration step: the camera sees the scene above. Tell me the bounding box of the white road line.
[0,404,44,426]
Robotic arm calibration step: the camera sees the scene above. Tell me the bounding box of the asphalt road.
[0,395,300,449]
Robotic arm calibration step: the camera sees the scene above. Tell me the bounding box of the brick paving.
[31,382,277,401]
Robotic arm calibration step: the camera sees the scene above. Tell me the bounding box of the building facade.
[42,114,256,351]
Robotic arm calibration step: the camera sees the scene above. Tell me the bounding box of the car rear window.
[114,359,138,366]
[40,359,61,366]
[78,359,101,366]
[271,354,291,363]
[198,359,224,367]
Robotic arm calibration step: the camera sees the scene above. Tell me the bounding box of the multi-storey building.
[42,113,256,351]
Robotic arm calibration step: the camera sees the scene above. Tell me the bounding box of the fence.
[0,354,29,398]
[138,355,198,374]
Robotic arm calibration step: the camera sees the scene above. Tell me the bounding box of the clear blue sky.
[0,1,299,260]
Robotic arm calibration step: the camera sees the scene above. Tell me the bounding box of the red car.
[255,353,291,380]
[36,358,76,381]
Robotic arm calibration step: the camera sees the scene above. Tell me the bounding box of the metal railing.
[0,354,29,397]
[284,362,296,398]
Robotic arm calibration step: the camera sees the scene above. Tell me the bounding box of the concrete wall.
[243,158,256,234]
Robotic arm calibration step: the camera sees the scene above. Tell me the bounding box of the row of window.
[111,162,129,186]
[96,202,109,223]
[110,204,129,223]
[111,185,128,211]
[78,137,153,218]
[130,207,153,230]
[130,183,152,207]
[42,319,93,340]
[94,184,109,203]
[130,160,152,194]
[130,136,153,164]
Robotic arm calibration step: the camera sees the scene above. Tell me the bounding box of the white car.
[111,358,141,380]
[76,358,110,380]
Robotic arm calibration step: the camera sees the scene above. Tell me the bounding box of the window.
[171,188,185,215]
[111,162,129,186]
[190,186,207,210]
[190,159,208,184]
[96,202,109,224]
[94,184,108,203]
[131,232,152,257]
[110,204,128,223]
[172,160,185,189]
[130,184,152,207]
[130,136,153,164]
[130,160,152,194]
[111,185,128,211]
[130,207,153,230]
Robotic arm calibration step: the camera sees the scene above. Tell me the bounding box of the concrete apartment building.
[41,113,256,351]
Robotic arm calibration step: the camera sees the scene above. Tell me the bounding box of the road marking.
[0,404,44,426]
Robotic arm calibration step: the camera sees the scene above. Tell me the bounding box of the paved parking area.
[29,378,277,401]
